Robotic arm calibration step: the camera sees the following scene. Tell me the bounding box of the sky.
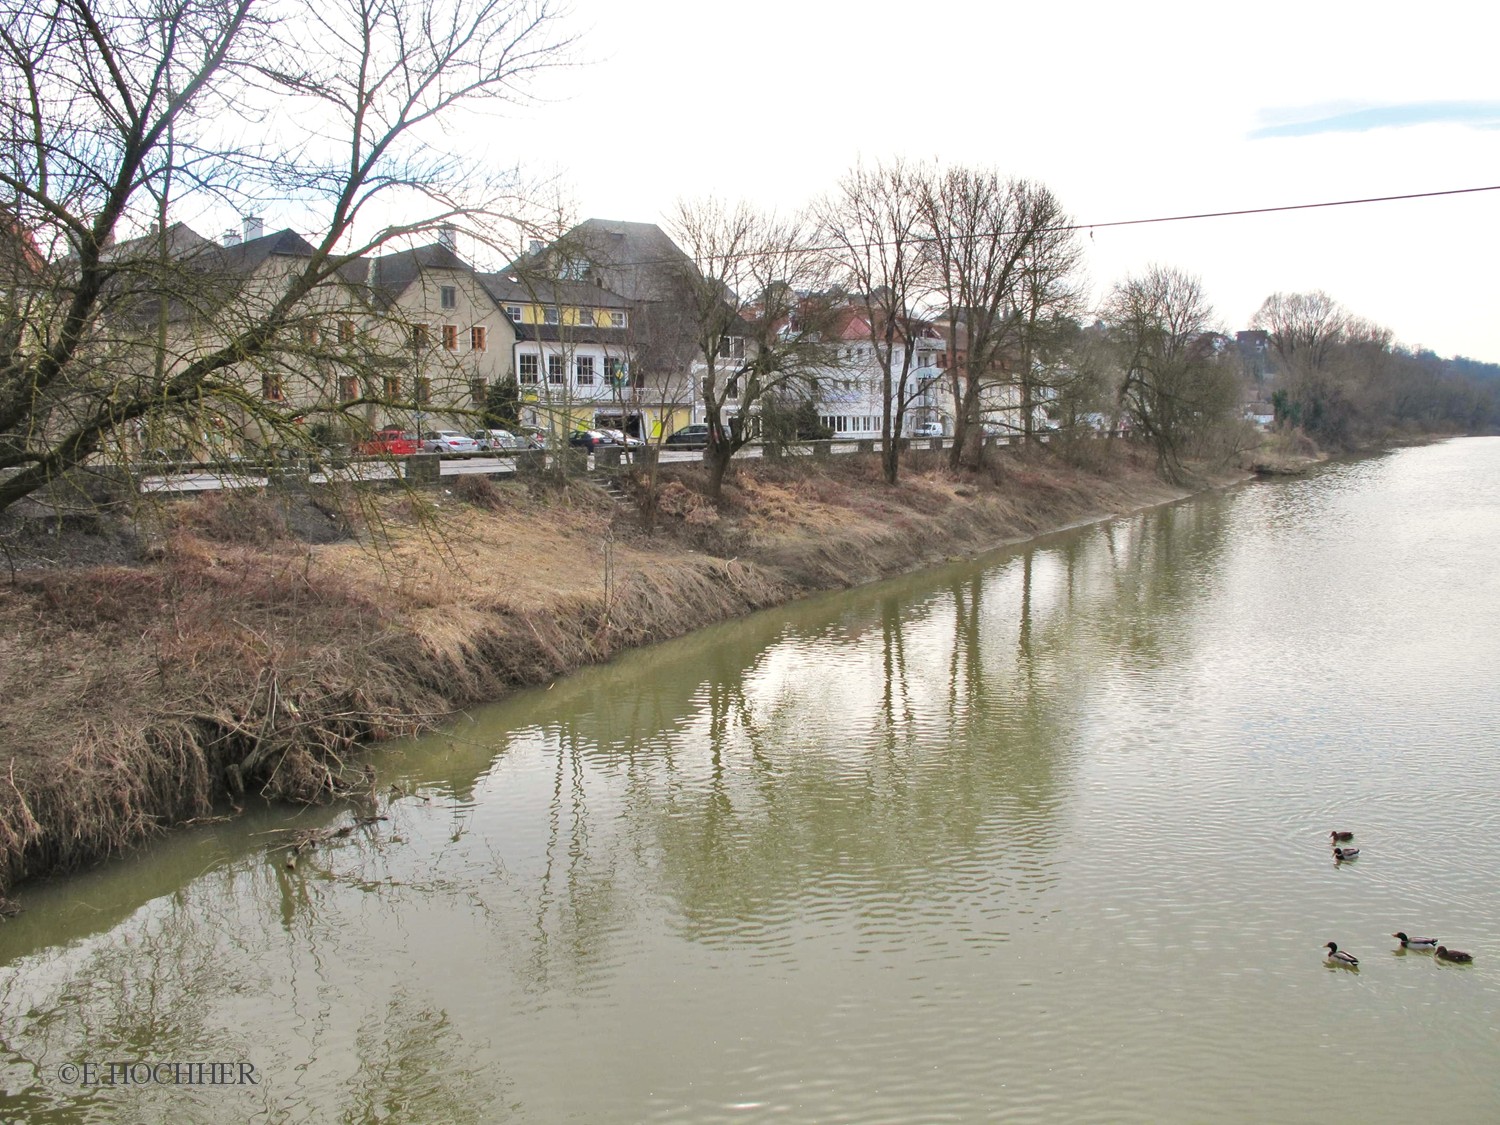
[480,0,1500,362]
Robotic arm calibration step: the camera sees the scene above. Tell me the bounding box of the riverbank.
[0,442,1220,896]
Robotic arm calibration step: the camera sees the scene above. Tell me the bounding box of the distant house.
[813,303,947,438]
[86,218,513,454]
[347,238,517,435]
[497,218,704,441]
[479,273,643,437]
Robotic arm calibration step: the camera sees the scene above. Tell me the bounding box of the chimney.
[222,228,241,247]
[437,224,458,254]
[242,214,263,242]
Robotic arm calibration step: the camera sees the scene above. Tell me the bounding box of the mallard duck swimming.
[1435,946,1473,963]
[1325,942,1359,967]
[1333,846,1360,861]
[1329,830,1354,842]
[1393,932,1438,949]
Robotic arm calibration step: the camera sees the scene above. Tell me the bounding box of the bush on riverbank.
[0,442,1195,895]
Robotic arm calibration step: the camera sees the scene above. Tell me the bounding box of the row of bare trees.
[662,160,1251,496]
[1250,290,1499,446]
[661,161,1095,496]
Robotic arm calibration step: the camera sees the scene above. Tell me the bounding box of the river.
[3,437,1498,1123]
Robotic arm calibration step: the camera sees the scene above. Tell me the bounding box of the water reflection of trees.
[0,859,507,1123]
[0,491,1241,1109]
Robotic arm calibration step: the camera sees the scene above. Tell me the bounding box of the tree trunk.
[705,443,734,500]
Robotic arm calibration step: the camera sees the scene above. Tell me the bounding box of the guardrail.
[104,428,1128,495]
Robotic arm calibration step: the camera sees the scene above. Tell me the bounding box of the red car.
[358,427,420,455]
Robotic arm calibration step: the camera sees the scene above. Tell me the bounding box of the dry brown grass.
[0,447,1205,893]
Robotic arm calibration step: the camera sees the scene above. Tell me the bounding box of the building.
[497,219,703,440]
[814,304,948,438]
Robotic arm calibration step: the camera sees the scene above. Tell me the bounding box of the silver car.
[471,428,525,451]
[420,430,480,455]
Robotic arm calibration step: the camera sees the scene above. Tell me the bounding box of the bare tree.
[917,170,1067,468]
[1102,265,1235,480]
[665,198,839,500]
[1012,185,1086,440]
[1251,290,1349,373]
[814,158,934,484]
[0,0,572,515]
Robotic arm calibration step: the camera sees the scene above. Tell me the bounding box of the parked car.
[420,430,480,455]
[664,424,710,449]
[471,428,526,451]
[911,422,944,438]
[568,429,616,452]
[598,427,644,448]
[358,427,420,455]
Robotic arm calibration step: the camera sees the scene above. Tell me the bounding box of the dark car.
[568,429,615,452]
[664,424,710,449]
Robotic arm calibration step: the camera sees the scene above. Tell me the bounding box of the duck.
[1435,946,1474,963]
[1325,942,1359,967]
[1333,846,1360,861]
[1329,830,1354,842]
[1393,932,1438,949]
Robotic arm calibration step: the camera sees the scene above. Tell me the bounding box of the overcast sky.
[493,0,1500,361]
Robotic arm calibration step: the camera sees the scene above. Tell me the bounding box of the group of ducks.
[1323,830,1475,969]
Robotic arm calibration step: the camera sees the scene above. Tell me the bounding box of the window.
[607,310,627,329]
[544,307,559,325]
[440,285,457,309]
[726,378,739,401]
[383,375,400,401]
[506,305,522,323]
[470,377,487,405]
[300,322,319,346]
[559,256,587,281]
[471,326,487,352]
[575,355,595,385]
[442,324,458,351]
[262,373,284,401]
[415,376,431,406]
[519,353,540,384]
[339,319,355,345]
[577,308,595,327]
[339,375,360,403]
[547,354,565,385]
[606,357,627,387]
[718,335,745,360]
[410,325,429,350]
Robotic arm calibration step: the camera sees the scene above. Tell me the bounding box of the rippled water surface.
[4,439,1500,1123]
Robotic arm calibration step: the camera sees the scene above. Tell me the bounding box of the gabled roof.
[478,272,633,310]
[341,242,483,308]
[505,218,694,304]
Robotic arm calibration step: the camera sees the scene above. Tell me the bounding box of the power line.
[1075,184,1500,234]
[534,183,1500,274]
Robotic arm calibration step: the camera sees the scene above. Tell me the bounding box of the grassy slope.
[0,442,1200,894]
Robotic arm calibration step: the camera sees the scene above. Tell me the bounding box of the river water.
[3,438,1499,1123]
